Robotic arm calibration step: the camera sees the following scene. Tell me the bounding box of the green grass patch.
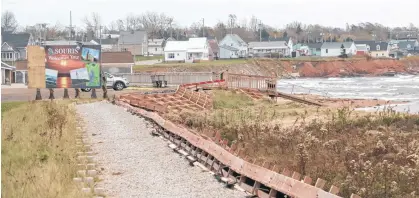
[135,55,163,61]
[1,101,27,118]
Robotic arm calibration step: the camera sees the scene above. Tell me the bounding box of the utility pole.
[259,20,262,42]
[202,18,205,37]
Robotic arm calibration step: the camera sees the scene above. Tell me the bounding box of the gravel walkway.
[76,101,246,198]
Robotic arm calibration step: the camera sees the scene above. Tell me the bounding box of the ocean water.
[277,75,419,113]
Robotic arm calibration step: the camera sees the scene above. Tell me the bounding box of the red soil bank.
[298,59,419,77]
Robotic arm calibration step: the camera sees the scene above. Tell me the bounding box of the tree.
[261,29,270,40]
[83,12,102,38]
[228,14,237,34]
[1,10,18,33]
[283,31,288,38]
[214,22,227,40]
[340,44,347,56]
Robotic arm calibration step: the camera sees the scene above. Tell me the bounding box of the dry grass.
[1,101,89,198]
[166,90,419,198]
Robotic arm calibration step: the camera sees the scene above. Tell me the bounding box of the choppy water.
[277,75,419,113]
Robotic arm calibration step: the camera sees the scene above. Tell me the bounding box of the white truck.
[81,72,129,92]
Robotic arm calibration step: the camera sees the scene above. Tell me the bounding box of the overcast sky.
[2,0,419,29]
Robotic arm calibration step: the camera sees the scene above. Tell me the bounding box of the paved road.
[1,88,138,102]
[76,102,245,198]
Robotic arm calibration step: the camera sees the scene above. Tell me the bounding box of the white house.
[218,34,248,59]
[248,41,291,57]
[320,42,356,57]
[164,37,210,62]
[147,39,164,56]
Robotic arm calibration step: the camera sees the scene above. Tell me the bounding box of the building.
[396,40,419,50]
[147,39,164,56]
[91,38,118,52]
[248,41,290,57]
[164,37,210,62]
[320,42,356,57]
[118,30,148,56]
[355,44,368,55]
[208,39,219,60]
[101,51,135,74]
[307,43,322,56]
[1,32,33,62]
[1,61,15,85]
[354,41,390,58]
[218,34,248,58]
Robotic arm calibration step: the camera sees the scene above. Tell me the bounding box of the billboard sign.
[44,45,101,88]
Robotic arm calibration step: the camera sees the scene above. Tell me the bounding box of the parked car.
[81,72,129,92]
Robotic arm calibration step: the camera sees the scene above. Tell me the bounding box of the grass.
[1,101,27,118]
[135,55,163,62]
[133,59,247,72]
[1,101,89,198]
[165,90,419,198]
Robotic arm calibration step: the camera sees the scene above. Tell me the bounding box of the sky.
[2,0,419,29]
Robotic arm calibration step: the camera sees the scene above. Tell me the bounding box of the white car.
[81,72,129,92]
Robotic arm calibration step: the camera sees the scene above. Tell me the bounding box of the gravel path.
[76,101,246,198]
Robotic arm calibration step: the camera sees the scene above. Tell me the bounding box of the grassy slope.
[133,59,247,72]
[135,55,163,61]
[1,101,87,198]
[166,90,419,198]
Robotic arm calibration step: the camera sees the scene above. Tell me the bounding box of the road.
[1,87,138,102]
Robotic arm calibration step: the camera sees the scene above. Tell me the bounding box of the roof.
[148,39,164,46]
[1,61,16,70]
[208,39,219,53]
[220,45,239,51]
[248,41,287,49]
[354,41,388,51]
[101,52,134,64]
[261,37,290,42]
[93,38,118,45]
[307,43,323,49]
[224,34,247,46]
[118,30,147,45]
[1,33,31,50]
[188,37,207,49]
[321,42,354,49]
[397,41,417,49]
[43,40,96,45]
[164,41,189,51]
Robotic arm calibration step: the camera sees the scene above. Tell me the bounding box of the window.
[177,53,179,56]
[407,44,411,49]
[382,53,384,56]
[326,49,328,53]
[376,45,380,51]
[367,45,370,51]
[155,48,157,51]
[168,53,175,58]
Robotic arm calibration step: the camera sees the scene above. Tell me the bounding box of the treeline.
[2,10,418,42]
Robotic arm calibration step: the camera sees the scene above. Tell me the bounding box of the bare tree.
[2,10,18,33]
[227,14,237,34]
[83,12,102,38]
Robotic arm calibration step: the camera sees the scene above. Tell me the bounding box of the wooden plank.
[27,46,46,88]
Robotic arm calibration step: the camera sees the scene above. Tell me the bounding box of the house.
[208,39,219,60]
[101,51,135,74]
[248,41,291,57]
[147,39,164,56]
[1,61,15,85]
[355,44,368,55]
[118,30,148,56]
[354,41,390,58]
[307,43,322,56]
[164,37,210,62]
[320,42,356,57]
[397,40,419,50]
[91,38,118,52]
[1,32,33,62]
[218,34,248,59]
